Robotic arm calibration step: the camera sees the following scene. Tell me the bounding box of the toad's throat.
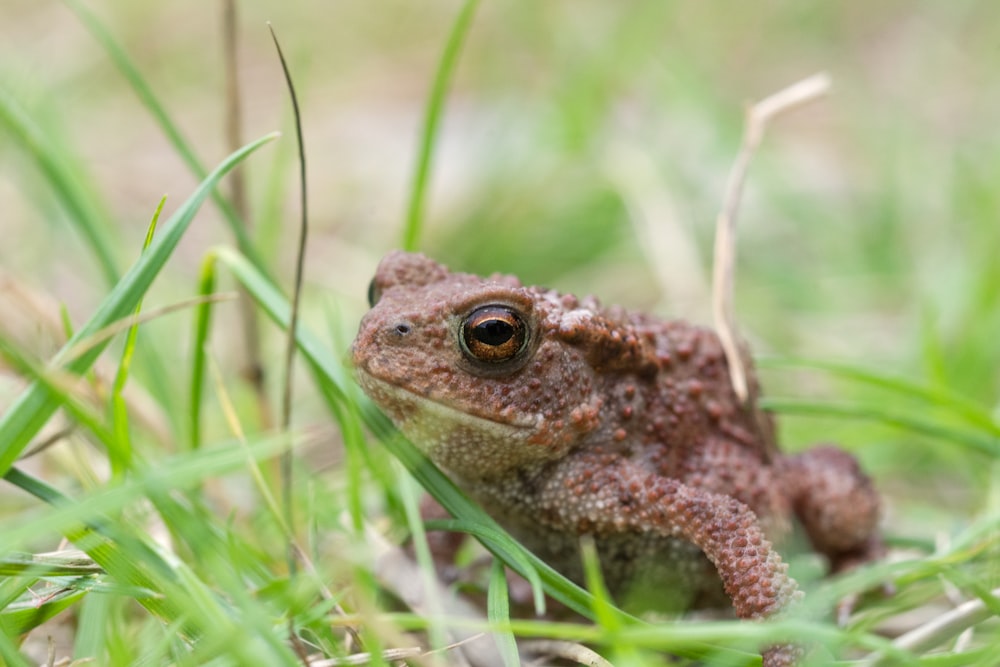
[355,369,540,432]
[356,369,563,476]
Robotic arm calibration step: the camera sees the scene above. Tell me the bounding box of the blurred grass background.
[1,1,999,665]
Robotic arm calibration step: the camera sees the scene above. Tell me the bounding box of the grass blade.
[0,585,88,636]
[3,438,299,665]
[63,0,268,273]
[109,196,166,475]
[0,132,278,477]
[72,593,112,662]
[402,0,480,250]
[3,436,287,555]
[0,630,33,667]
[488,559,520,667]
[0,84,119,285]
[0,334,116,451]
[761,398,1000,457]
[0,552,103,577]
[759,356,1000,435]
[189,254,219,450]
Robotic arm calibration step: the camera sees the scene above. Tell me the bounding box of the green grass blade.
[0,334,117,447]
[402,0,480,251]
[0,133,278,477]
[759,356,1000,435]
[3,467,181,627]
[0,84,119,285]
[3,436,287,554]
[63,0,268,273]
[0,586,88,636]
[580,537,619,632]
[73,592,112,662]
[337,384,372,533]
[189,253,220,450]
[761,398,1000,457]
[3,438,298,664]
[0,552,103,577]
[398,468,448,650]
[0,577,31,612]
[109,196,166,474]
[0,630,33,667]
[487,559,520,667]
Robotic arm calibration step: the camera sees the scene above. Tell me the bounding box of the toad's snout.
[351,307,446,385]
[353,311,416,360]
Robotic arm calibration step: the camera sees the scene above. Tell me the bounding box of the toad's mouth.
[354,367,540,433]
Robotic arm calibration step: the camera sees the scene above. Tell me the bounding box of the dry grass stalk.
[712,72,831,402]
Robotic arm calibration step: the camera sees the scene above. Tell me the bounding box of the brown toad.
[352,251,883,665]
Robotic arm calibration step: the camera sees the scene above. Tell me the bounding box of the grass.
[1,1,999,666]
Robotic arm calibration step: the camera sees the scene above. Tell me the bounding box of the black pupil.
[473,318,514,346]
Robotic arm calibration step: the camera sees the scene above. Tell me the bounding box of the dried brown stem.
[222,0,273,430]
[21,427,76,459]
[712,73,831,402]
[268,22,309,619]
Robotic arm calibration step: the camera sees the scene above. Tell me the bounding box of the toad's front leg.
[535,455,802,666]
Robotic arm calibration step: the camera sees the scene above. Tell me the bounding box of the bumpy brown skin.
[353,251,883,666]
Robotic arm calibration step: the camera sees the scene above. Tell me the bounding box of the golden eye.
[460,305,528,363]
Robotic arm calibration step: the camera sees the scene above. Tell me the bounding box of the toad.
[352,251,883,666]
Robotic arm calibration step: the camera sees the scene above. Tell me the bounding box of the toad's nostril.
[394,322,412,336]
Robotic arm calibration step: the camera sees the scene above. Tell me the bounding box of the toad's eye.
[460,305,528,363]
[367,278,381,308]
